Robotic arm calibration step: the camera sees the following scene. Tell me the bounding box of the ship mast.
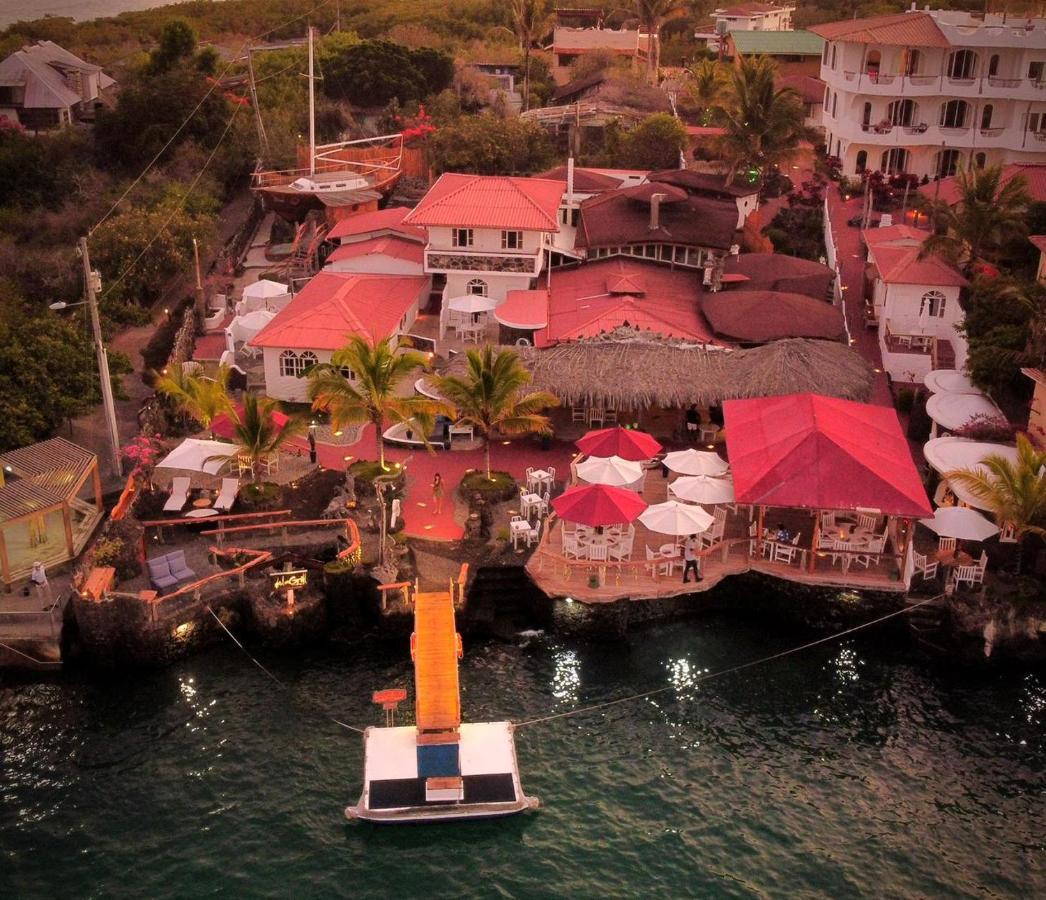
[307,24,316,176]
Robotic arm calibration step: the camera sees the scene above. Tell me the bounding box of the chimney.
[649,193,667,230]
[566,156,575,206]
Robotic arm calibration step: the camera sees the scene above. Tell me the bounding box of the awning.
[669,474,735,505]
[495,290,548,330]
[226,309,277,353]
[923,437,1019,511]
[662,449,729,477]
[638,500,714,536]
[211,405,290,441]
[723,393,932,516]
[925,391,1001,432]
[156,439,236,475]
[576,426,661,461]
[919,506,999,541]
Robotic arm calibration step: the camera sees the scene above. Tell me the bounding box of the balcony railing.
[883,321,934,354]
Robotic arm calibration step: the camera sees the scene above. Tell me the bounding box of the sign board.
[271,569,308,591]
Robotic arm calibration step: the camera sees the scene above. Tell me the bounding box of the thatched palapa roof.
[440,332,873,408]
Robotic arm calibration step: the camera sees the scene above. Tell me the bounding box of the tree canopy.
[429,113,553,175]
[619,113,687,170]
[322,40,454,107]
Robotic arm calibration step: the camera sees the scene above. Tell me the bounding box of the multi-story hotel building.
[813,8,1046,178]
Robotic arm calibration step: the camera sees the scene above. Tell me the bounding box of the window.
[855,150,868,174]
[939,99,969,128]
[988,54,1000,77]
[887,99,917,126]
[936,149,962,177]
[452,228,473,248]
[880,148,909,175]
[974,152,987,169]
[1030,61,1045,82]
[338,366,356,381]
[822,42,829,65]
[831,44,837,69]
[466,278,488,295]
[299,351,317,374]
[980,104,993,129]
[920,290,947,318]
[903,48,921,76]
[862,102,872,127]
[831,93,837,117]
[947,49,978,79]
[501,230,523,250]
[866,49,881,76]
[279,350,299,377]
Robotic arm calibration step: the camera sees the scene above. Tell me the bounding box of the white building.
[696,3,795,52]
[402,173,565,306]
[249,273,428,403]
[0,41,114,129]
[814,9,1046,178]
[864,224,969,383]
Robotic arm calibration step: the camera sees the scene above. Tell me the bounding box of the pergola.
[724,394,932,578]
[0,437,103,584]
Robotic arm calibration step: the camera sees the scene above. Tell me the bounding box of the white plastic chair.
[588,542,609,563]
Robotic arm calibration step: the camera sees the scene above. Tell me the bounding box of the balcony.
[882,322,956,369]
[822,66,1046,102]
[423,247,541,277]
[832,117,1039,152]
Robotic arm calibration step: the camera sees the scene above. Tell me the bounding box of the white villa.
[402,173,565,306]
[696,2,795,52]
[863,224,968,383]
[814,8,1046,177]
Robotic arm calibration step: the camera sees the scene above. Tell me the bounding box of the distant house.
[725,30,824,77]
[465,59,524,114]
[696,2,796,53]
[402,173,565,305]
[863,224,968,382]
[646,170,761,229]
[322,207,428,277]
[249,273,429,402]
[776,73,826,130]
[551,26,651,84]
[0,41,115,130]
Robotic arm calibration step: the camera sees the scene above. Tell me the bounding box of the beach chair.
[214,478,239,513]
[163,476,191,513]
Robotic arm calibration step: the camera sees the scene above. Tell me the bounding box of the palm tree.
[920,165,1031,274]
[718,55,810,183]
[687,58,725,125]
[306,335,436,470]
[946,433,1046,574]
[229,393,307,483]
[633,0,686,85]
[511,0,554,112]
[434,345,558,479]
[154,364,234,434]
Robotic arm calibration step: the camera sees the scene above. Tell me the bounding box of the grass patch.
[459,469,517,503]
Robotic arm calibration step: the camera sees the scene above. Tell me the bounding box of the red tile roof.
[402,173,563,232]
[250,273,427,351]
[921,164,1046,206]
[327,207,426,241]
[495,290,549,330]
[534,259,721,348]
[777,74,825,105]
[808,12,950,48]
[868,244,967,288]
[722,252,833,298]
[703,290,845,342]
[326,236,424,265]
[862,223,927,248]
[538,165,625,192]
[576,190,738,250]
[717,3,778,17]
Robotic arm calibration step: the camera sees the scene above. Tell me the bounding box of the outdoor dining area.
[441,294,499,344]
[526,393,944,602]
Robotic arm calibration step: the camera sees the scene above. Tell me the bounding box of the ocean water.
[1,617,1044,898]
[0,0,203,28]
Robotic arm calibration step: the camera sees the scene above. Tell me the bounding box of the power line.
[514,596,943,728]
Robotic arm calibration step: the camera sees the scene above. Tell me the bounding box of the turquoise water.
[0,0,208,27]
[2,618,1044,897]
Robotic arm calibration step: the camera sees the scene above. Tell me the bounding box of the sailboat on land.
[346,586,538,823]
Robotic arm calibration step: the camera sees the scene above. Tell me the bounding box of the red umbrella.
[576,426,662,462]
[551,483,648,526]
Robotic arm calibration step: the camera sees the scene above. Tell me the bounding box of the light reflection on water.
[1,617,1043,898]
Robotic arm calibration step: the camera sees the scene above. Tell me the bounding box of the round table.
[192,498,213,509]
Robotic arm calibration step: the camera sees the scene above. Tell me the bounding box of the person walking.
[30,561,52,604]
[682,535,702,584]
[432,473,444,515]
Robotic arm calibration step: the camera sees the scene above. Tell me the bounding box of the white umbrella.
[243,278,289,300]
[669,474,735,505]
[226,309,277,353]
[576,454,645,488]
[639,500,714,536]
[662,448,729,477]
[923,369,979,395]
[925,391,1000,432]
[156,438,235,475]
[447,294,498,314]
[918,506,1000,541]
[923,437,1019,512]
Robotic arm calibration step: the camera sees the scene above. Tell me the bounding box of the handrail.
[0,639,61,667]
[200,516,361,561]
[140,509,292,528]
[152,546,273,604]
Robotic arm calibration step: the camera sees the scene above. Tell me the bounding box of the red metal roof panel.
[402,173,563,232]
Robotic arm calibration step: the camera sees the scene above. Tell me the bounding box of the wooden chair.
[857,512,879,532]
[913,550,938,581]
[587,542,609,563]
[820,511,836,532]
[571,407,586,423]
[562,531,581,560]
[773,533,801,565]
[236,454,254,477]
[938,536,956,554]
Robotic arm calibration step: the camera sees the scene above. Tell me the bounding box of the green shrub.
[495,526,510,542]
[348,459,406,496]
[895,387,915,415]
[238,481,281,511]
[92,536,141,582]
[459,469,517,503]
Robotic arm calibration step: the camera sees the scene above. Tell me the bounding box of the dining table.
[934,548,974,568]
[528,469,554,493]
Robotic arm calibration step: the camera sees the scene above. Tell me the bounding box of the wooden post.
[808,513,820,574]
[0,527,9,588]
[92,461,103,510]
[62,503,74,556]
[756,506,765,557]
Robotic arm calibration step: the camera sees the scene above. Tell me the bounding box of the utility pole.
[80,237,122,477]
[307,25,316,176]
[335,0,341,32]
[245,45,269,161]
[192,236,205,333]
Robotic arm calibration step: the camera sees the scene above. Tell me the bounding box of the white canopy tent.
[924,369,979,395]
[225,309,277,355]
[662,449,730,477]
[925,391,1002,434]
[639,500,714,536]
[576,455,645,490]
[447,295,498,314]
[923,437,1019,511]
[156,439,236,475]
[669,474,735,505]
[238,278,291,314]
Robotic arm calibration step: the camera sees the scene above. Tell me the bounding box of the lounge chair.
[163,476,191,513]
[146,556,179,591]
[214,478,239,512]
[166,550,196,583]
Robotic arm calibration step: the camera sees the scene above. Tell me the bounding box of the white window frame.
[466,278,488,296]
[920,290,947,318]
[279,350,299,377]
[452,228,474,248]
[500,229,523,250]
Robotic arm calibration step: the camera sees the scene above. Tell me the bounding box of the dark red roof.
[722,253,833,298]
[703,290,845,342]
[648,169,760,199]
[576,190,738,251]
[250,273,427,351]
[724,393,932,516]
[539,165,625,193]
[535,258,720,347]
[808,12,949,48]
[919,164,1046,206]
[777,74,825,105]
